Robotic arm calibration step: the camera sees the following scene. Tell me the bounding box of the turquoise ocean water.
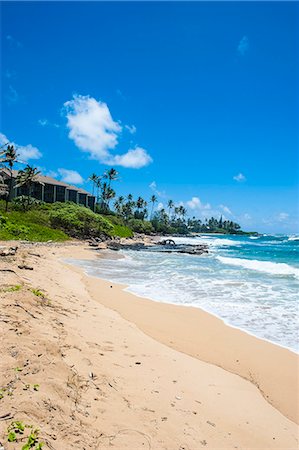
[70,234,299,352]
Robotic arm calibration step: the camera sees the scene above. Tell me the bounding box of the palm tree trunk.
[5,169,13,212]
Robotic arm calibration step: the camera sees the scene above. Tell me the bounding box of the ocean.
[70,234,299,353]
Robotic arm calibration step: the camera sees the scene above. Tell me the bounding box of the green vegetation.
[49,202,114,238]
[0,204,68,241]
[3,284,22,292]
[7,421,43,449]
[0,142,252,239]
[30,289,45,298]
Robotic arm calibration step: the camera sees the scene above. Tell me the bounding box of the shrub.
[112,224,133,238]
[127,219,154,234]
[49,202,114,238]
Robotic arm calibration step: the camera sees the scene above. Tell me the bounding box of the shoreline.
[64,248,299,425]
[1,241,298,449]
[76,260,298,356]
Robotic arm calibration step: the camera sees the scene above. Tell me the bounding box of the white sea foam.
[217,256,299,279]
[169,236,241,247]
[288,235,299,241]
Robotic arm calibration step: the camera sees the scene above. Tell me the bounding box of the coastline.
[1,241,298,449]
[65,250,299,425]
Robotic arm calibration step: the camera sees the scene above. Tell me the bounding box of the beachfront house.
[0,168,96,210]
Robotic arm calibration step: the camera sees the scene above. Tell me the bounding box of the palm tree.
[173,206,180,221]
[150,194,157,219]
[104,168,119,187]
[95,177,102,205]
[16,165,43,210]
[0,144,18,211]
[167,199,174,218]
[179,206,187,221]
[105,187,116,211]
[89,173,98,196]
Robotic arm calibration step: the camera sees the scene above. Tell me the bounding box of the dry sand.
[0,241,298,449]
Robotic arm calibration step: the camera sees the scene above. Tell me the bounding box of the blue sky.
[1,1,298,233]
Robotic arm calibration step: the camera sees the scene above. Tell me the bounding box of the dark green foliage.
[49,202,114,238]
[127,219,154,234]
[187,216,242,234]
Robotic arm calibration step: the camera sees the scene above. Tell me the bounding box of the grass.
[3,284,22,292]
[30,289,45,298]
[0,202,70,242]
[0,200,134,242]
[111,224,133,238]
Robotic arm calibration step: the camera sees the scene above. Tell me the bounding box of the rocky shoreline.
[87,235,209,256]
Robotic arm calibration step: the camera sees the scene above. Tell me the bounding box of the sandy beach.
[0,241,298,449]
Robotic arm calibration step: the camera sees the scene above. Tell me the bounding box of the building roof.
[0,168,94,197]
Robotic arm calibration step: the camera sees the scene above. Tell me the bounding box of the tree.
[89,173,99,197]
[167,199,174,218]
[0,144,18,211]
[104,168,119,187]
[15,165,43,210]
[150,195,157,219]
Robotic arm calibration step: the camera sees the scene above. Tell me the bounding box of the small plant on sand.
[3,284,22,292]
[30,289,45,299]
[7,421,43,449]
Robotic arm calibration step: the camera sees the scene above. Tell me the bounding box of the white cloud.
[238,36,249,56]
[45,170,58,178]
[233,172,246,182]
[278,212,289,221]
[186,197,211,210]
[38,119,49,127]
[38,119,60,128]
[157,202,164,211]
[64,94,121,160]
[125,124,137,134]
[5,69,17,79]
[63,94,152,169]
[7,85,19,104]
[58,168,84,185]
[108,147,152,169]
[149,180,166,198]
[220,204,232,215]
[18,145,42,161]
[6,35,22,48]
[243,213,251,220]
[0,133,42,161]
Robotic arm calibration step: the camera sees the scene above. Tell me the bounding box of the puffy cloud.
[157,202,164,211]
[64,94,121,160]
[233,172,246,182]
[58,168,84,185]
[186,197,211,210]
[63,94,152,169]
[238,36,249,56]
[0,133,42,161]
[107,147,152,169]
